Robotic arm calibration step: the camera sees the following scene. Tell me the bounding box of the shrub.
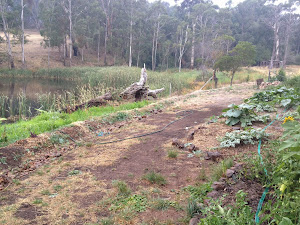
[276,68,286,82]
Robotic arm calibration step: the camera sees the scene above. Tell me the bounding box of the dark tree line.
[0,0,299,70]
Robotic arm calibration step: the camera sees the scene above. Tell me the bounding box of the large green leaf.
[278,217,294,225]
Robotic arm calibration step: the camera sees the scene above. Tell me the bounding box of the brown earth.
[0,83,285,224]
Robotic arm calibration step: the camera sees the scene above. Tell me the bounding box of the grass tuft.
[142,171,167,185]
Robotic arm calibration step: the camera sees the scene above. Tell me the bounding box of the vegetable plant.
[219,128,269,148]
[222,104,270,127]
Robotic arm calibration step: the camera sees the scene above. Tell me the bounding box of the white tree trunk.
[69,0,72,67]
[97,31,101,64]
[191,22,195,69]
[128,3,133,67]
[178,25,189,73]
[21,0,25,68]
[0,1,14,69]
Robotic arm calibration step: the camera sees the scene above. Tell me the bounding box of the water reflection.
[0,77,81,118]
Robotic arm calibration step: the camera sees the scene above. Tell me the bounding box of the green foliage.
[109,194,148,213]
[245,86,299,109]
[222,103,270,127]
[0,100,149,147]
[211,159,234,181]
[285,76,300,91]
[214,42,256,85]
[142,171,167,185]
[220,128,269,148]
[151,199,180,211]
[185,183,213,203]
[277,69,287,82]
[68,170,81,176]
[0,157,7,165]
[198,191,254,224]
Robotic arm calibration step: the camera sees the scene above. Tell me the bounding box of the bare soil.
[0,83,283,224]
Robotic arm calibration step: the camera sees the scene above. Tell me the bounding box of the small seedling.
[0,157,7,165]
[53,185,63,192]
[68,170,81,176]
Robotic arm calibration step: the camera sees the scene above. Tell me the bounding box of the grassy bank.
[0,100,150,147]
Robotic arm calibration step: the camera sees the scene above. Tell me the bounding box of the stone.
[207,191,219,198]
[185,144,196,152]
[212,181,225,191]
[234,163,244,171]
[187,131,196,141]
[204,152,222,161]
[172,138,184,149]
[232,126,240,130]
[189,217,199,225]
[226,169,235,178]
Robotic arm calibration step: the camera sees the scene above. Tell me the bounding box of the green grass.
[211,158,234,181]
[142,171,167,185]
[167,149,179,158]
[112,180,131,197]
[0,100,150,147]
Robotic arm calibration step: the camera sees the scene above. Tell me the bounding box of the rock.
[204,152,222,161]
[212,181,225,191]
[234,163,244,171]
[207,191,219,198]
[0,175,9,186]
[185,144,196,152]
[187,131,196,141]
[232,126,240,130]
[189,217,199,225]
[52,152,62,158]
[226,169,235,178]
[172,138,184,149]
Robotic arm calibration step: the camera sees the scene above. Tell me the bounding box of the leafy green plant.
[68,170,81,176]
[142,171,167,185]
[219,128,269,148]
[109,194,148,213]
[246,86,299,109]
[198,191,254,224]
[222,104,270,127]
[276,68,286,82]
[0,157,7,165]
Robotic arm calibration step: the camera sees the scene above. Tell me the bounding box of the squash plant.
[222,104,270,127]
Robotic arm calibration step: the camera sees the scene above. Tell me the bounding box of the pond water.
[0,77,81,118]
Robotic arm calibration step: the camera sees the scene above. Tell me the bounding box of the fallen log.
[62,92,113,113]
[120,67,165,101]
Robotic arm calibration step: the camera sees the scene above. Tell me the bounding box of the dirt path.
[0,83,257,225]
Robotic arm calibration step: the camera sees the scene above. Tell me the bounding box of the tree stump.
[120,67,164,101]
